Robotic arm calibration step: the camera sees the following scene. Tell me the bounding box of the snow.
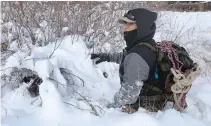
[1,12,211,126]
[3,22,13,30]
[35,60,53,78]
[86,29,95,34]
[39,79,64,121]
[62,27,69,32]
[102,43,111,52]
[4,51,26,75]
[9,41,19,52]
[39,20,48,28]
[104,31,109,36]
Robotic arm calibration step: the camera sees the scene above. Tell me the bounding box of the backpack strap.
[124,42,157,56]
[136,43,157,52]
[142,84,163,93]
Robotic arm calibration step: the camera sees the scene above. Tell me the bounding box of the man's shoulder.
[128,44,156,57]
[127,43,157,67]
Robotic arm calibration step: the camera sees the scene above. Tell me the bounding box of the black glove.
[91,53,110,64]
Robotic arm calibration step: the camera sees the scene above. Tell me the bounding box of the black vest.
[119,40,165,96]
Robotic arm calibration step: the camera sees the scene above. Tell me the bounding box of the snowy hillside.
[1,12,211,126]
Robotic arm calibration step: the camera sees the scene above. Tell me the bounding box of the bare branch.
[63,101,91,111]
[76,92,100,116]
[1,105,8,121]
[49,38,63,58]
[60,68,85,87]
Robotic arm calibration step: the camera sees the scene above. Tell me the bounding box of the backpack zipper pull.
[155,64,159,79]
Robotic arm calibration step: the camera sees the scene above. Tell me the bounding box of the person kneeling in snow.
[91,8,199,113]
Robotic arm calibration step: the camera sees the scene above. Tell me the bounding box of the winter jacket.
[109,8,159,109]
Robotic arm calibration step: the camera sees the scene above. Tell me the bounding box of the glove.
[91,53,110,64]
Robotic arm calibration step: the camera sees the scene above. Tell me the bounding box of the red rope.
[156,41,183,71]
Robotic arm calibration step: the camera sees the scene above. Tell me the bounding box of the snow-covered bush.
[1,1,165,54]
[0,35,120,118]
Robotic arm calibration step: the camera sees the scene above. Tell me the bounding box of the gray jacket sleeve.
[113,53,150,107]
[108,52,123,64]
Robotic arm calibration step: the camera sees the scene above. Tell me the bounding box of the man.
[91,8,168,113]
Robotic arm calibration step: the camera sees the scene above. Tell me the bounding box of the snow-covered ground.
[1,12,211,126]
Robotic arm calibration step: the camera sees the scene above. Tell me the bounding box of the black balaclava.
[124,29,137,47]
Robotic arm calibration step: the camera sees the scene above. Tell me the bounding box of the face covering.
[124,29,137,48]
